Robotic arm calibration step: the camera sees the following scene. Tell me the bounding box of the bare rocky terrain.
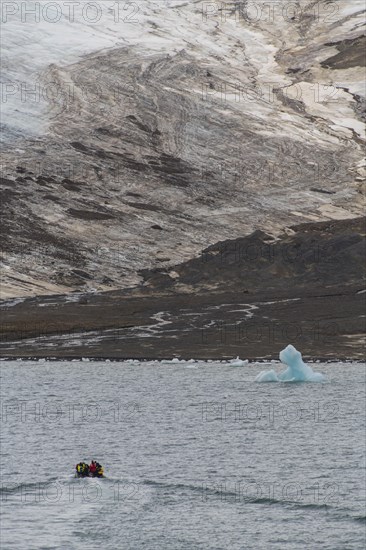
[0,1,365,358]
[1,216,364,359]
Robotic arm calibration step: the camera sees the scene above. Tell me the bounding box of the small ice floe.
[255,344,326,383]
[228,356,249,367]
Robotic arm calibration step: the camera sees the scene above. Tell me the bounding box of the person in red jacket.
[89,461,97,476]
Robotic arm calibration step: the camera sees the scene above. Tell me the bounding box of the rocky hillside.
[1,0,365,298]
[0,217,364,359]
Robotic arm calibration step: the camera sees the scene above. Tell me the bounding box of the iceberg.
[255,344,326,383]
[161,357,181,364]
[228,356,249,367]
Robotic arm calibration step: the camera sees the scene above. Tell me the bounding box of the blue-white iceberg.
[255,344,326,382]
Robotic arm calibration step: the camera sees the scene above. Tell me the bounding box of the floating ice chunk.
[255,369,279,382]
[255,344,326,382]
[229,356,249,367]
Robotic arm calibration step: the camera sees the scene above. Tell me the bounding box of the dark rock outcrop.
[1,218,364,360]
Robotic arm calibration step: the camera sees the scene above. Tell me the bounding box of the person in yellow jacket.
[75,462,89,477]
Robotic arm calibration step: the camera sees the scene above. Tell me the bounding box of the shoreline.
[0,356,363,363]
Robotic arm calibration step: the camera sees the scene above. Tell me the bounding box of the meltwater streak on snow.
[256,344,326,382]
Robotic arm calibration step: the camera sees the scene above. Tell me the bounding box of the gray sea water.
[1,360,365,549]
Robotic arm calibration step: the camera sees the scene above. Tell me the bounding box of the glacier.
[1,0,365,299]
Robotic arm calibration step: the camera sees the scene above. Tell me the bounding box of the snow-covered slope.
[1,0,365,297]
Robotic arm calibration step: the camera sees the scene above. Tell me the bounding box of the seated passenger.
[89,461,97,476]
[76,462,89,477]
[95,461,104,477]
